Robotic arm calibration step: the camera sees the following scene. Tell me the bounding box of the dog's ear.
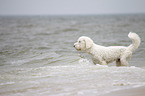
[84,37,93,49]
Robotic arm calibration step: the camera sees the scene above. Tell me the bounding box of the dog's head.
[73,36,93,51]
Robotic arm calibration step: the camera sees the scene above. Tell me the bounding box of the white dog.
[74,32,141,66]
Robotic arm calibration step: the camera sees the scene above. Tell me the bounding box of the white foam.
[78,58,91,65]
[96,64,108,68]
[2,59,145,96]
[0,82,15,86]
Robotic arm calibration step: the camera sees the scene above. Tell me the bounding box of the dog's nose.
[73,45,75,47]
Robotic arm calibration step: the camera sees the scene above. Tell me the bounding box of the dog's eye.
[79,41,81,43]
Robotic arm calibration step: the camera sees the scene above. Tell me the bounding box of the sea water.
[0,14,145,96]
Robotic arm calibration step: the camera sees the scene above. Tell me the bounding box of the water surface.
[0,14,145,96]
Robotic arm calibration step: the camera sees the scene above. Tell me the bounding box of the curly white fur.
[74,32,141,66]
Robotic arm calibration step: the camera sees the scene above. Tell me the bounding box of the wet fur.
[74,32,140,66]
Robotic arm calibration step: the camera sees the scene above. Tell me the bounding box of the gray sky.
[0,0,145,15]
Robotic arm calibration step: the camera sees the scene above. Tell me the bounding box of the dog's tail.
[128,32,141,52]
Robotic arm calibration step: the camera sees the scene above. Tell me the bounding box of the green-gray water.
[0,14,145,96]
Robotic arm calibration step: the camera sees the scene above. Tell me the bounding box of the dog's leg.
[92,59,107,65]
[120,53,131,66]
[100,61,107,65]
[116,59,121,66]
[120,51,132,66]
[120,58,129,66]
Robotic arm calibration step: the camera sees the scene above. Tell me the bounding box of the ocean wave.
[0,15,145,96]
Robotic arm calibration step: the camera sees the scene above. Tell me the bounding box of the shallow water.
[0,14,145,96]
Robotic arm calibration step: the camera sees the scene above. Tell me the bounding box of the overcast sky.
[0,0,145,15]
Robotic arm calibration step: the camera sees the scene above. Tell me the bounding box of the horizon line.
[0,13,145,16]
